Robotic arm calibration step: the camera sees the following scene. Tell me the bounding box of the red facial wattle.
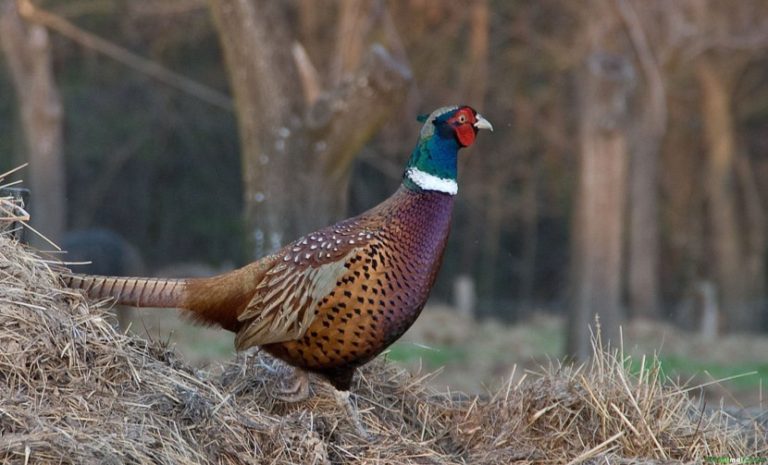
[455,124,476,147]
[447,107,478,147]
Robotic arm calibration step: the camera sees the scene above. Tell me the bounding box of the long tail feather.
[63,274,187,308]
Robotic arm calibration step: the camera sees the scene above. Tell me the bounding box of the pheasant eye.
[457,114,467,124]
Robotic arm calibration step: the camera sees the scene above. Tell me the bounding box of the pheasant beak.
[473,114,493,132]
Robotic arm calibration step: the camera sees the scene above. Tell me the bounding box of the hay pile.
[0,215,763,463]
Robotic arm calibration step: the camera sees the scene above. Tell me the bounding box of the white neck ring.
[405,167,458,195]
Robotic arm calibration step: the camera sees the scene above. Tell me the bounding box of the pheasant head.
[404,105,493,195]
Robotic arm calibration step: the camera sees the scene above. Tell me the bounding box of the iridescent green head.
[404,105,492,195]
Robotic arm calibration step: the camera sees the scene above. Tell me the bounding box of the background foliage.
[2,0,768,333]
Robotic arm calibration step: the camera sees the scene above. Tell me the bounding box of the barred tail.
[63,274,188,308]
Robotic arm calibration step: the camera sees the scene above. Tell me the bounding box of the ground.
[121,304,768,409]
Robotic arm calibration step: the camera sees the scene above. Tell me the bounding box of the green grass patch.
[627,355,768,389]
[386,342,469,367]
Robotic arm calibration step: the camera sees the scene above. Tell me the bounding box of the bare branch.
[682,31,768,63]
[461,0,489,106]
[316,44,412,181]
[51,0,114,19]
[380,3,410,71]
[331,0,374,86]
[614,0,667,131]
[78,131,152,225]
[291,42,322,107]
[18,0,233,111]
[128,0,206,18]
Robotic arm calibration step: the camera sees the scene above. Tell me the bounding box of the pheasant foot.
[274,367,310,402]
[333,388,374,440]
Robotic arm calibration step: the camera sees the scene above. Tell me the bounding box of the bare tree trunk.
[461,0,489,107]
[696,57,755,332]
[627,125,662,319]
[616,0,666,320]
[331,0,370,85]
[0,0,65,244]
[519,156,540,313]
[479,178,504,301]
[567,52,635,360]
[297,0,319,55]
[208,0,411,259]
[208,0,299,257]
[735,154,767,328]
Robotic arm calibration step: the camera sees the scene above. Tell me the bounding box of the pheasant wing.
[234,227,374,349]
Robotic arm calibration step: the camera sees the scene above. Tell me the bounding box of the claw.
[274,368,310,402]
[332,388,375,440]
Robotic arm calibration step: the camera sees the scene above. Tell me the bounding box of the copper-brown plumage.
[63,187,452,389]
[62,105,492,391]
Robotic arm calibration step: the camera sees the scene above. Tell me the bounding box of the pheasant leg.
[274,367,310,402]
[333,388,373,439]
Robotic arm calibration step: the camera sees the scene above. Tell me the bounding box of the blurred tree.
[1,0,766,332]
[460,0,489,107]
[616,0,667,320]
[0,0,64,244]
[567,6,636,358]
[681,0,768,331]
[627,0,768,330]
[567,51,636,358]
[208,0,412,258]
[696,56,765,332]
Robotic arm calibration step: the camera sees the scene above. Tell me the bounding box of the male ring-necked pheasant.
[63,105,492,410]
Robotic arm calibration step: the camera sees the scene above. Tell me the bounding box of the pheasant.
[63,105,491,429]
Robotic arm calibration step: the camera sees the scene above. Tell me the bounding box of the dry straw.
[0,170,764,464]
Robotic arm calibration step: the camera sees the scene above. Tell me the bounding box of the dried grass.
[0,177,764,463]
